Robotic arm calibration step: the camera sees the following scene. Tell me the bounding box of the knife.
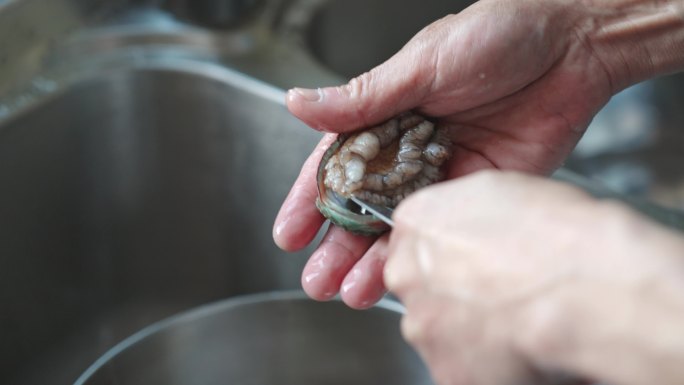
[350,196,395,227]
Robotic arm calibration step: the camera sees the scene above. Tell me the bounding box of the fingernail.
[382,261,411,291]
[401,315,423,341]
[291,87,322,103]
[383,260,402,291]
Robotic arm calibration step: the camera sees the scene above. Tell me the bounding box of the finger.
[273,134,336,252]
[384,220,426,297]
[301,224,376,301]
[285,42,436,133]
[340,234,390,309]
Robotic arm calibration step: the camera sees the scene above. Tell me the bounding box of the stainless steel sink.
[0,1,343,384]
[568,74,684,210]
[0,61,322,384]
[305,0,473,79]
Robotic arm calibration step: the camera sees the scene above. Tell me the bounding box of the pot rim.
[74,290,405,384]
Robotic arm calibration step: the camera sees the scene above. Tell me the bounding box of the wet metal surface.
[75,293,433,385]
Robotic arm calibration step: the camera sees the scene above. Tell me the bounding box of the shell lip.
[316,135,391,236]
[316,184,391,236]
[314,113,452,236]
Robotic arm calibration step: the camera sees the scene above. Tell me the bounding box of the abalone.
[316,113,452,235]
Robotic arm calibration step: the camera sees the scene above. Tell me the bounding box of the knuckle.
[469,168,506,187]
[400,313,425,344]
[383,255,411,293]
[515,300,572,361]
[346,71,373,100]
[595,199,652,240]
[399,298,440,345]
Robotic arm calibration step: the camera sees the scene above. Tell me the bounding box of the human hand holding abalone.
[273,0,682,309]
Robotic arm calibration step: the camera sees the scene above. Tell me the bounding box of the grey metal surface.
[75,292,433,385]
[568,75,684,211]
[0,0,128,96]
[304,0,474,79]
[164,0,265,28]
[0,63,322,384]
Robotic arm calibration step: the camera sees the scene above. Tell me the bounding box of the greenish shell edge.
[316,198,389,236]
[315,135,390,236]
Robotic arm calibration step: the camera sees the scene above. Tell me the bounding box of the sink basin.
[306,0,473,79]
[75,292,433,385]
[568,74,684,210]
[0,62,322,385]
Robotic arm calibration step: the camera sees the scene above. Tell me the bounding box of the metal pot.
[75,292,434,385]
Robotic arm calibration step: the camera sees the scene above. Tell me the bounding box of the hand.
[385,170,684,385]
[273,0,684,308]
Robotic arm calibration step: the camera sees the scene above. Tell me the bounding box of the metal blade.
[350,196,395,227]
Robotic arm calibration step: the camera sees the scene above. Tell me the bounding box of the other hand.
[386,170,684,385]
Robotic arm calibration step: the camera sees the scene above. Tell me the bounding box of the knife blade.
[350,195,395,227]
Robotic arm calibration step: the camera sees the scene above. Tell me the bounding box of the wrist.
[577,0,684,91]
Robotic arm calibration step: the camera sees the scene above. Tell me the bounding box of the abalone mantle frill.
[316,113,452,235]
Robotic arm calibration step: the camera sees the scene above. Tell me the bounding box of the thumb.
[286,44,435,133]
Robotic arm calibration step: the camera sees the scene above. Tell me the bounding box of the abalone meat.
[316,113,452,235]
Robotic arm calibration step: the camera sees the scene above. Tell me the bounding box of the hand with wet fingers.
[272,0,684,309]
